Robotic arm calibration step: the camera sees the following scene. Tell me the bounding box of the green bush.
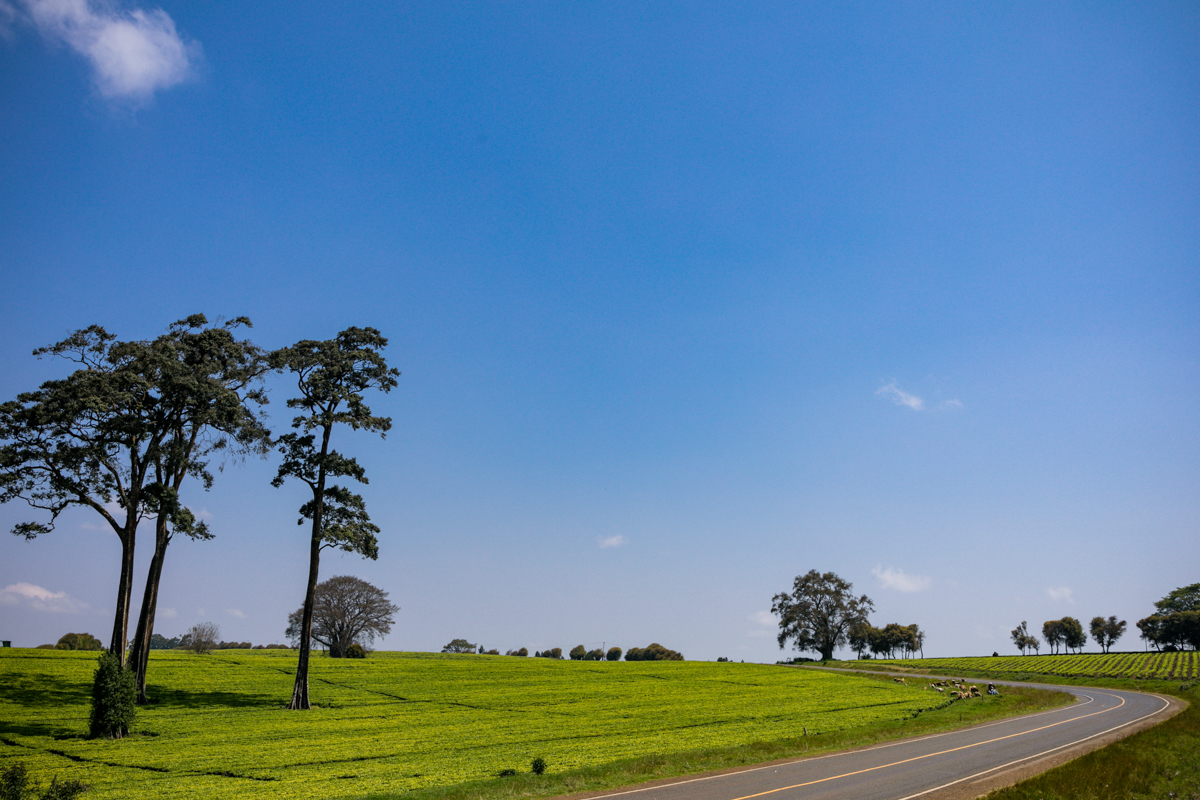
[345,644,367,659]
[88,651,136,739]
[1,761,88,800]
[0,761,27,800]
[625,643,684,661]
[55,633,102,652]
[530,757,546,775]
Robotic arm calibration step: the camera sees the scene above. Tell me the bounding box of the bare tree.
[285,575,398,657]
[185,622,220,655]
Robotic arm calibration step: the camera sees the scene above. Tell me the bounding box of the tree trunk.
[288,424,332,711]
[129,519,170,704]
[109,518,138,666]
[288,528,321,710]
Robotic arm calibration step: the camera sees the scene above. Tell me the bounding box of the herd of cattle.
[891,676,999,699]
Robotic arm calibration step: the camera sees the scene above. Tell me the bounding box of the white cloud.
[21,0,199,101]
[871,565,931,593]
[749,610,775,626]
[2,582,88,613]
[876,381,925,411]
[226,608,246,619]
[939,399,963,409]
[597,534,627,548]
[1047,586,1075,605]
[158,607,177,619]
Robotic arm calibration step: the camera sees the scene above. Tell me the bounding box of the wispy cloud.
[871,565,931,593]
[876,382,925,411]
[749,610,775,626]
[876,382,961,411]
[597,534,627,549]
[1047,586,1075,605]
[0,2,18,39]
[2,582,88,613]
[17,0,200,101]
[158,607,177,619]
[226,608,246,619]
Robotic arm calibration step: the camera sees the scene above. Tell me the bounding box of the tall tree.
[772,570,874,661]
[1042,620,1065,655]
[126,316,273,703]
[1060,616,1086,654]
[1011,621,1037,655]
[272,328,398,710]
[1,326,166,664]
[1089,616,1127,654]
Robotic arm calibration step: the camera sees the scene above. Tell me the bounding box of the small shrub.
[88,651,136,739]
[530,757,546,775]
[345,644,366,659]
[1,761,29,800]
[39,777,88,800]
[496,769,516,777]
[2,761,89,800]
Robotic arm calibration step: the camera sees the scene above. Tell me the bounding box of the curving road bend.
[576,674,1177,800]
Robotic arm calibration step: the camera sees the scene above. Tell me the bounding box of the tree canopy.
[772,570,873,661]
[286,575,399,658]
[1,325,170,661]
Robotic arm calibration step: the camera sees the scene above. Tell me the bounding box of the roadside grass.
[361,676,1069,800]
[818,658,1199,800]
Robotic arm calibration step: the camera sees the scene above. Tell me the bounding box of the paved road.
[576,674,1175,800]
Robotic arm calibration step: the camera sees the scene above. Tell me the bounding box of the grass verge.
[817,660,1199,800]
[360,674,1070,800]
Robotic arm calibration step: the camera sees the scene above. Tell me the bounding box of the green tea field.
[0,648,964,799]
[862,651,1199,681]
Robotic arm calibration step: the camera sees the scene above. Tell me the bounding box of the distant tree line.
[847,622,925,660]
[1010,583,1199,655]
[440,641,679,661]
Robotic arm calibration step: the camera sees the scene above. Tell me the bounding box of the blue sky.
[1,1,1197,661]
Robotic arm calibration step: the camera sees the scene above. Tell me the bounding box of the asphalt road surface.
[578,673,1175,800]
